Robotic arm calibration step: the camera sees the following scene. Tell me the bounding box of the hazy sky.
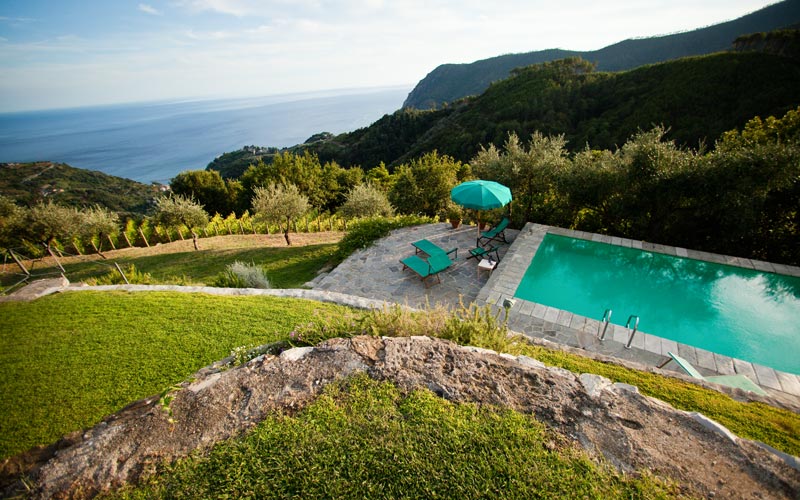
[0,0,777,112]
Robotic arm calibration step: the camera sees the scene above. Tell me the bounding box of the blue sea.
[0,86,410,184]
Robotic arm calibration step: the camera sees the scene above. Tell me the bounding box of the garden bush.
[212,261,271,289]
[335,214,435,260]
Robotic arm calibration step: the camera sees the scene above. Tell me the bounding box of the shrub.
[86,264,153,285]
[335,214,435,260]
[337,183,395,219]
[282,301,518,355]
[212,261,271,289]
[288,309,366,347]
[362,301,520,354]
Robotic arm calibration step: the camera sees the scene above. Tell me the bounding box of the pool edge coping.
[476,223,800,398]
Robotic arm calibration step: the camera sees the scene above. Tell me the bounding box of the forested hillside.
[403,0,800,109]
[0,162,162,216]
[302,52,800,169]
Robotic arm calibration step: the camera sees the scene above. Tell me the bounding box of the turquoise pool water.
[514,234,800,375]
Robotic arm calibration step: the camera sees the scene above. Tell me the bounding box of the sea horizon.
[0,85,412,184]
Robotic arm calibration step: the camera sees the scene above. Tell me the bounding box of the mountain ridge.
[301,51,800,170]
[404,0,800,109]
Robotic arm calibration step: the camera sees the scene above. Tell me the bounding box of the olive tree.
[25,201,82,252]
[152,195,209,251]
[78,205,120,257]
[338,183,394,219]
[0,195,24,248]
[251,183,309,246]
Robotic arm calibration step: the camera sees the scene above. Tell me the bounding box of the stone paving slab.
[314,222,518,310]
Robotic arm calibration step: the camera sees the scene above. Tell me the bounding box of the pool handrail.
[625,315,640,349]
[597,308,613,341]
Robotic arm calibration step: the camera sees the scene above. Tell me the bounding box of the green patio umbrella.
[450,180,512,210]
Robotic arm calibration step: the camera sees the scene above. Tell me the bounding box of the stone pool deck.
[314,222,800,406]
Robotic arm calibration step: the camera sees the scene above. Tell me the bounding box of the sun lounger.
[477,216,510,247]
[400,252,453,288]
[658,352,768,396]
[412,239,458,259]
[468,244,501,261]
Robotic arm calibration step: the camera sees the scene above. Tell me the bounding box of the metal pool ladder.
[597,309,612,341]
[625,315,640,349]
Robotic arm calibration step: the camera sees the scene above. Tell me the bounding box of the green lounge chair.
[467,244,501,261]
[477,216,510,247]
[400,252,453,288]
[412,239,458,259]
[658,352,768,396]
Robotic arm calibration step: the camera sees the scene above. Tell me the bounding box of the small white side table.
[477,258,497,278]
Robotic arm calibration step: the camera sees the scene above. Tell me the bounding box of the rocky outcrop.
[6,336,800,499]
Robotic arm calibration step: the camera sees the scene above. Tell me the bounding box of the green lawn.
[3,291,799,499]
[108,375,679,500]
[44,243,338,288]
[0,291,353,459]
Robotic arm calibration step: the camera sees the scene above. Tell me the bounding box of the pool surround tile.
[775,371,800,395]
[733,358,758,380]
[694,348,718,372]
[713,353,736,375]
[753,364,782,390]
[660,338,679,356]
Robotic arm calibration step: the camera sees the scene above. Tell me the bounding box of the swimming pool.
[514,234,800,375]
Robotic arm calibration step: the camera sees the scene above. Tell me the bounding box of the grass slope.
[108,375,678,499]
[0,291,353,459]
[2,234,341,290]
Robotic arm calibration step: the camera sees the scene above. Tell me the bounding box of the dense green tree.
[560,148,620,233]
[388,151,461,217]
[366,163,393,192]
[170,170,232,217]
[240,151,351,212]
[472,132,570,225]
[613,127,699,240]
[338,183,394,219]
[251,183,310,246]
[152,195,209,251]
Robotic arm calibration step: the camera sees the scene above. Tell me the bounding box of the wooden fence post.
[45,245,66,273]
[8,249,30,276]
[114,262,130,284]
[238,221,245,235]
[122,232,133,248]
[139,228,150,247]
[107,234,116,250]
